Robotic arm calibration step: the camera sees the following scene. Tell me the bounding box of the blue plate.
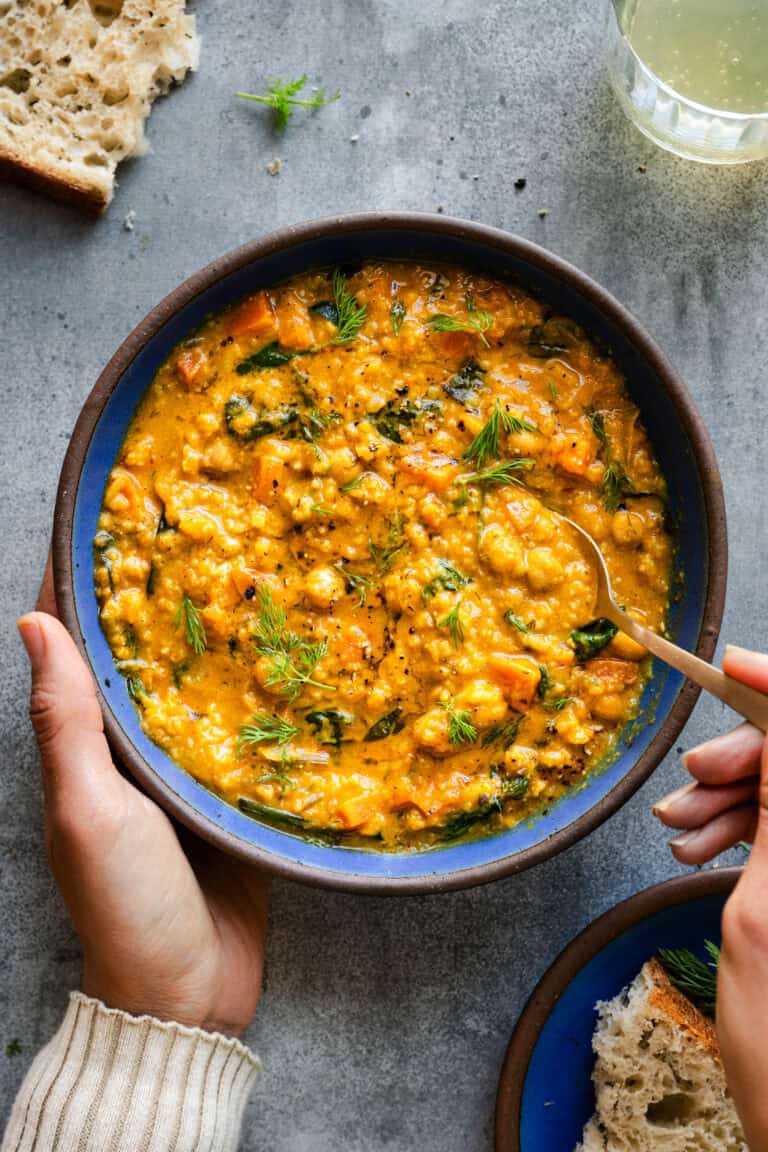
[496,868,740,1150]
[53,213,727,893]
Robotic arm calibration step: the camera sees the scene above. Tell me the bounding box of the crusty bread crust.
[645,956,721,1063]
[574,958,746,1152]
[0,0,199,213]
[0,146,106,213]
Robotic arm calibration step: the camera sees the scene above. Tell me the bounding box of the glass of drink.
[606,0,768,163]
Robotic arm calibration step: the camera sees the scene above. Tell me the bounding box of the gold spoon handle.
[604,606,768,733]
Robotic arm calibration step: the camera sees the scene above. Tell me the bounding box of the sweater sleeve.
[1,992,260,1152]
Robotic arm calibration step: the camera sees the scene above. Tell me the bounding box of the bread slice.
[575,958,747,1151]
[0,0,199,212]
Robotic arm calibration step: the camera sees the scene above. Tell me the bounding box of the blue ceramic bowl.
[495,868,740,1151]
[52,213,727,893]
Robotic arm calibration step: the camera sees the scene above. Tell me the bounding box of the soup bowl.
[52,212,727,894]
[495,867,741,1151]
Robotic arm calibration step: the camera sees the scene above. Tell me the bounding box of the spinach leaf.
[501,775,529,800]
[443,358,486,407]
[306,709,354,747]
[364,707,405,742]
[371,398,440,443]
[238,798,343,845]
[224,395,297,442]
[440,798,501,841]
[236,342,308,373]
[526,317,582,358]
[310,300,339,324]
[570,618,618,661]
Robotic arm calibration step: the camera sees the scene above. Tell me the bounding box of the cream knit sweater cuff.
[1,992,261,1152]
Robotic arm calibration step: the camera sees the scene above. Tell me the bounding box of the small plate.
[495,868,741,1151]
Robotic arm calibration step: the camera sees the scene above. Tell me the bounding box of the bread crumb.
[538,208,548,218]
[349,133,359,143]
[123,210,136,232]
[266,158,282,176]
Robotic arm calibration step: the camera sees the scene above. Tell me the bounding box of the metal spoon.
[556,512,768,732]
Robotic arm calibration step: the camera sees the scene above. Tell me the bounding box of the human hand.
[17,561,269,1036]
[652,646,767,864]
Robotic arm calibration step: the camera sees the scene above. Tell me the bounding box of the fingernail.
[653,781,696,816]
[669,829,700,849]
[725,644,753,657]
[17,616,44,666]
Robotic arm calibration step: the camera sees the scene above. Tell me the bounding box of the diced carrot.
[338,794,375,830]
[231,567,259,597]
[584,658,638,692]
[429,330,473,358]
[229,292,276,338]
[175,347,209,390]
[400,451,460,493]
[486,652,542,710]
[253,453,285,500]
[276,293,315,350]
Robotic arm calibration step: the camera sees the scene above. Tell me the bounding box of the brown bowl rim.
[52,211,728,894]
[494,866,742,1150]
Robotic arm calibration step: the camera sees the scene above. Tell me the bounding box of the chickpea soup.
[94,262,672,849]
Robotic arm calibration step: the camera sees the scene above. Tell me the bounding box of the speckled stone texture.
[0,2,766,1149]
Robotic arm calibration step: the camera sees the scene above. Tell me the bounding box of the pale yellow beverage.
[618,0,768,113]
[607,0,768,162]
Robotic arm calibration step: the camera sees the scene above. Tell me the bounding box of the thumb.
[18,612,115,806]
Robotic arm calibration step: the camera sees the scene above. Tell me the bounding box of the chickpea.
[611,509,645,548]
[526,547,565,592]
[503,745,538,775]
[454,679,508,727]
[412,708,453,757]
[592,692,628,721]
[609,631,647,660]
[480,524,527,576]
[305,564,346,609]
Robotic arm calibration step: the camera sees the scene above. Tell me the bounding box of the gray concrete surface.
[1,1,766,1148]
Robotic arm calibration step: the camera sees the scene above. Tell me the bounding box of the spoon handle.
[610,610,768,733]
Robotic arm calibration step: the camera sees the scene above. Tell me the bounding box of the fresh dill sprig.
[262,641,332,702]
[439,701,478,746]
[310,503,332,516]
[340,473,366,492]
[236,74,340,131]
[586,406,608,448]
[463,400,537,468]
[174,595,207,655]
[331,268,367,344]
[369,512,407,570]
[422,559,472,602]
[252,585,334,702]
[333,562,373,606]
[427,308,494,347]
[463,458,535,489]
[543,696,574,712]
[390,299,407,335]
[658,942,720,1013]
[503,610,529,634]
[600,461,634,514]
[481,716,522,749]
[537,664,554,698]
[439,603,465,648]
[297,407,341,446]
[237,712,300,755]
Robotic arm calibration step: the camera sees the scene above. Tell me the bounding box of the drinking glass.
[605,0,768,163]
